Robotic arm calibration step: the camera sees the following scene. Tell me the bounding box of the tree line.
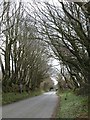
[30,1,90,95]
[0,1,51,93]
[0,1,90,95]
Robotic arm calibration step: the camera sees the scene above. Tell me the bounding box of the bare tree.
[31,1,90,93]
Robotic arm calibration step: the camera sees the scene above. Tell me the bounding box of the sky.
[48,58,60,85]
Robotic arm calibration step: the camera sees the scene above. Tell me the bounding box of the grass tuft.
[56,90,88,118]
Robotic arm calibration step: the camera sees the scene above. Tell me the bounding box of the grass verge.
[2,89,43,105]
[56,90,88,119]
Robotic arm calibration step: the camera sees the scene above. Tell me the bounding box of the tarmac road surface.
[2,91,58,118]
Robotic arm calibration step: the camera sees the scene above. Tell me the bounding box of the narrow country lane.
[2,91,58,118]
